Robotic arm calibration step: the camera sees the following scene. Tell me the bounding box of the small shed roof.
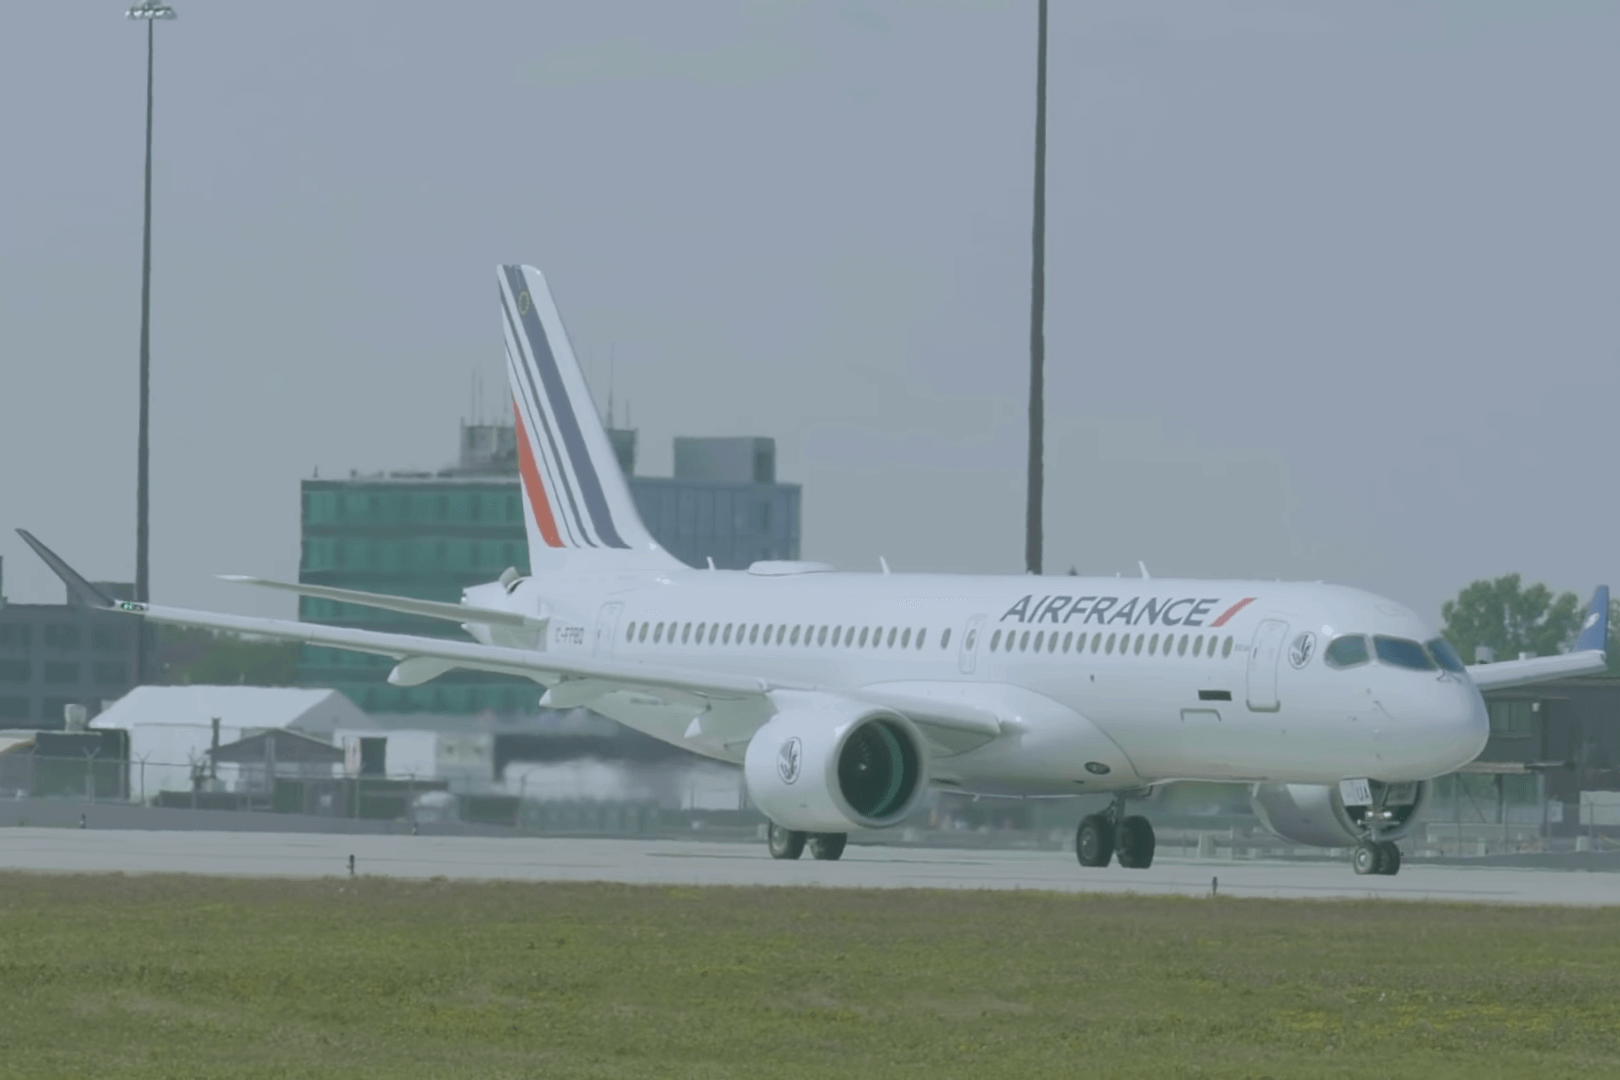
[93,686,376,737]
[210,728,346,765]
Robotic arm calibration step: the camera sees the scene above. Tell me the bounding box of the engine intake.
[744,704,928,833]
[1250,780,1432,848]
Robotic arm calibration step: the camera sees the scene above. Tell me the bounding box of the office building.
[297,423,801,714]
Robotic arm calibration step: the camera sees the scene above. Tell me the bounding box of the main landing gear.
[1352,839,1402,876]
[1076,792,1156,870]
[767,822,847,861]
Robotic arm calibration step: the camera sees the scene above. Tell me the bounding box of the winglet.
[1575,585,1609,653]
[14,530,116,608]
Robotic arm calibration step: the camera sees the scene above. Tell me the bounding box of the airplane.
[18,263,1610,877]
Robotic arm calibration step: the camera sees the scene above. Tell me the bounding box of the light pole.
[1025,0,1048,576]
[126,0,176,684]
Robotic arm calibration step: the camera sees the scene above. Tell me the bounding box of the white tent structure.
[92,686,377,800]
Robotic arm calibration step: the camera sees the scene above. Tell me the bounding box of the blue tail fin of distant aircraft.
[1575,586,1610,653]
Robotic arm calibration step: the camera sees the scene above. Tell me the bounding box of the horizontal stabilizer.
[219,575,540,629]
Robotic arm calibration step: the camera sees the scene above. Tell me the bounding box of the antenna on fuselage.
[1138,561,1151,580]
[879,556,891,575]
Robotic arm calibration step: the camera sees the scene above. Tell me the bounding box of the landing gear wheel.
[1116,815,1156,869]
[1352,842,1380,876]
[1076,814,1115,868]
[808,833,847,861]
[1376,840,1402,876]
[768,823,806,860]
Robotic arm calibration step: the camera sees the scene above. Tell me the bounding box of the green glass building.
[297,425,800,715]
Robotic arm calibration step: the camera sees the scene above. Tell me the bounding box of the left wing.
[16,529,1002,754]
[1466,585,1609,691]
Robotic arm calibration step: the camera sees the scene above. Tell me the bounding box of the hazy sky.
[2,1,1616,624]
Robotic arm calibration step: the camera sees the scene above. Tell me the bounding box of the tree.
[1440,574,1581,664]
[157,626,301,687]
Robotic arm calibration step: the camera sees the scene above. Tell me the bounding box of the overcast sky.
[2,1,1616,624]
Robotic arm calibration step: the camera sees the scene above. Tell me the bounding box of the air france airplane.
[20,264,1610,877]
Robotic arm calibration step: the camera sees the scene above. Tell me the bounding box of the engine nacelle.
[744,704,929,833]
[1250,780,1432,848]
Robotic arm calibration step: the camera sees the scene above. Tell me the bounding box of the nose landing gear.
[1352,839,1402,876]
[1075,792,1156,870]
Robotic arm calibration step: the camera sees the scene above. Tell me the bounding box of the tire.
[808,833,848,861]
[1117,815,1156,869]
[768,823,806,860]
[1377,841,1402,876]
[1352,842,1380,875]
[1076,814,1115,868]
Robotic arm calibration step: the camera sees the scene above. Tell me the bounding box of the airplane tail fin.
[497,264,679,573]
[1575,585,1610,654]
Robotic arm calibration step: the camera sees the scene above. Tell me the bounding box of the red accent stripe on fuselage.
[1210,597,1256,627]
[513,402,564,548]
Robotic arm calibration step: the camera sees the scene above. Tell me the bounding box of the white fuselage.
[466,566,1490,795]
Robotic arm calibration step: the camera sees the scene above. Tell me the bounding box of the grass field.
[1,873,1618,1079]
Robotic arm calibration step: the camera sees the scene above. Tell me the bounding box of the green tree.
[158,626,301,687]
[1440,574,1581,664]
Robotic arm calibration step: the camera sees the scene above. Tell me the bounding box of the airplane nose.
[1377,679,1490,778]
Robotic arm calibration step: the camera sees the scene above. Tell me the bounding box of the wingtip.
[12,529,116,608]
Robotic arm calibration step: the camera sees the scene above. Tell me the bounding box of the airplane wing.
[1465,586,1610,691]
[217,574,542,629]
[16,530,1001,754]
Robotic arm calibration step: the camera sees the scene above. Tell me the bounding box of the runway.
[0,828,1614,904]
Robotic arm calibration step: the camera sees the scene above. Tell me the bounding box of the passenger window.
[749,625,759,644]
[831,627,842,646]
[1177,635,1189,656]
[1427,638,1467,674]
[888,628,898,648]
[695,622,706,643]
[1048,632,1058,653]
[1090,633,1101,654]
[1077,632,1088,653]
[1324,635,1371,669]
[859,627,870,647]
[1062,631,1073,652]
[1105,633,1116,654]
[709,624,719,644]
[722,624,732,644]
[1019,631,1030,651]
[1374,636,1436,671]
[639,623,649,643]
[917,628,927,649]
[1192,636,1203,657]
[625,622,636,642]
[654,623,665,643]
[873,627,883,647]
[1133,634,1144,655]
[991,629,1002,651]
[901,628,912,648]
[818,626,828,646]
[1222,636,1233,658]
[1147,633,1158,655]
[941,628,951,649]
[1034,631,1045,651]
[790,626,801,645]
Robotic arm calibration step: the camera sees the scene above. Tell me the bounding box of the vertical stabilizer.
[498,264,678,571]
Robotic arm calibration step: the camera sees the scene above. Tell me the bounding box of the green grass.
[1,874,1618,1079]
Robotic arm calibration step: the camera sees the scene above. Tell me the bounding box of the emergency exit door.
[1246,619,1288,712]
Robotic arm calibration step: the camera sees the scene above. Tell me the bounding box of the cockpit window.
[1324,635,1370,669]
[1427,638,1467,674]
[1374,635,1437,672]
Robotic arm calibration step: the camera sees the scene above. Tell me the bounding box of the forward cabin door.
[958,615,987,674]
[1246,619,1288,712]
[594,602,625,659]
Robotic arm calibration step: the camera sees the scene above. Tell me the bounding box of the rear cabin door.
[1246,619,1288,712]
[594,602,625,659]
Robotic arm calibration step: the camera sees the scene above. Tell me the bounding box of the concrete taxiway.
[0,828,1615,904]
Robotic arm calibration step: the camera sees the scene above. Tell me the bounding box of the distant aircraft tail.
[498,264,678,573]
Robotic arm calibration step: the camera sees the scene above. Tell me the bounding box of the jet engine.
[744,705,929,833]
[1249,780,1432,848]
